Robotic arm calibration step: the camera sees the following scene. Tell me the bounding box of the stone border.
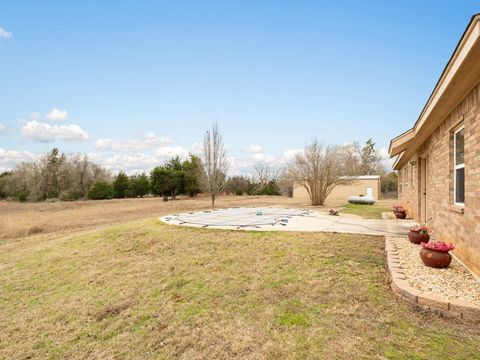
[385,236,480,322]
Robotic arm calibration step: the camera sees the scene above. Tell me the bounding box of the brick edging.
[385,236,480,322]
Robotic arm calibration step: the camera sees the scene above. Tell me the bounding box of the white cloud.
[282,148,303,161]
[190,142,203,154]
[21,120,89,142]
[229,150,282,176]
[96,132,172,152]
[0,148,35,172]
[0,27,13,39]
[102,153,158,174]
[155,145,189,160]
[252,152,276,163]
[228,146,306,175]
[45,108,68,122]
[380,147,395,171]
[243,144,263,153]
[0,123,5,133]
[97,148,190,175]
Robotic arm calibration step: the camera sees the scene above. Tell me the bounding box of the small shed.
[292,175,381,204]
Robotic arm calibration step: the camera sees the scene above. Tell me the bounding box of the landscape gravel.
[393,237,480,306]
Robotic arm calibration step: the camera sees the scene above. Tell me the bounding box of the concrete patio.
[160,207,415,236]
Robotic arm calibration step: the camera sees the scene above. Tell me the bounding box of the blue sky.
[0,1,478,174]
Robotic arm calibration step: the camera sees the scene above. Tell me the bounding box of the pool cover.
[163,207,311,229]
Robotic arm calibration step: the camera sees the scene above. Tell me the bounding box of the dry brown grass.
[1,219,479,359]
[0,196,311,242]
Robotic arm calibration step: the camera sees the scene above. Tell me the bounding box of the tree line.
[0,124,397,205]
[0,149,205,202]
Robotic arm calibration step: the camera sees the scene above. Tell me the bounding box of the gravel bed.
[393,237,480,306]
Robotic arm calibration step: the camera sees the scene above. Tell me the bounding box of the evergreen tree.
[87,180,114,200]
[150,167,171,197]
[183,155,202,197]
[113,171,129,198]
[129,173,150,198]
[0,172,11,199]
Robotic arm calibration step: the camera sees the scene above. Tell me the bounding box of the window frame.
[454,125,465,207]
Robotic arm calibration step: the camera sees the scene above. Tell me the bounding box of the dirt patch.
[95,300,133,321]
[27,226,44,236]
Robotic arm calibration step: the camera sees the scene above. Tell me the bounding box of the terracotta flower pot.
[408,231,430,244]
[395,211,407,219]
[420,248,452,268]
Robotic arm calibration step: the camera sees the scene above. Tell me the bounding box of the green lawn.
[0,219,479,359]
[340,203,394,219]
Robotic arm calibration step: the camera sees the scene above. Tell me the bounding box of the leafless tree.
[200,123,229,208]
[252,162,280,194]
[276,169,294,197]
[288,139,352,206]
[6,149,110,201]
[340,139,384,176]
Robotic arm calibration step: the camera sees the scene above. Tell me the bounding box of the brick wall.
[398,153,419,219]
[399,83,480,275]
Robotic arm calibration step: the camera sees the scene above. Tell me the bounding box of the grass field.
[1,196,478,359]
[340,201,396,219]
[0,195,309,242]
[1,220,479,357]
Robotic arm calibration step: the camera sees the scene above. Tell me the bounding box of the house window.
[454,126,465,205]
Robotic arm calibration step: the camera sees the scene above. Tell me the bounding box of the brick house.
[389,14,480,276]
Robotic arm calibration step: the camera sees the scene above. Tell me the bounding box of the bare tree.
[6,150,110,202]
[340,139,384,175]
[252,162,280,194]
[276,169,294,197]
[200,123,229,208]
[254,162,280,185]
[288,139,352,206]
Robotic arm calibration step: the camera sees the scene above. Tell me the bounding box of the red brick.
[397,82,480,276]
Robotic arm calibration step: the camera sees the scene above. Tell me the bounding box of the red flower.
[422,241,455,253]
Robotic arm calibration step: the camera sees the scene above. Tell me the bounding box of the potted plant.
[408,224,430,244]
[393,204,407,219]
[420,242,455,268]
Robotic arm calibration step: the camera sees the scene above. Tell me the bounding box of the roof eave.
[389,14,480,159]
[392,152,405,170]
[388,129,415,157]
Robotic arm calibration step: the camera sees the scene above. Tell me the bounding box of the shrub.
[16,191,29,202]
[258,181,281,196]
[226,176,250,195]
[87,181,114,200]
[59,190,82,202]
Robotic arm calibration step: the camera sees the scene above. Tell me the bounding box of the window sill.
[448,205,464,214]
